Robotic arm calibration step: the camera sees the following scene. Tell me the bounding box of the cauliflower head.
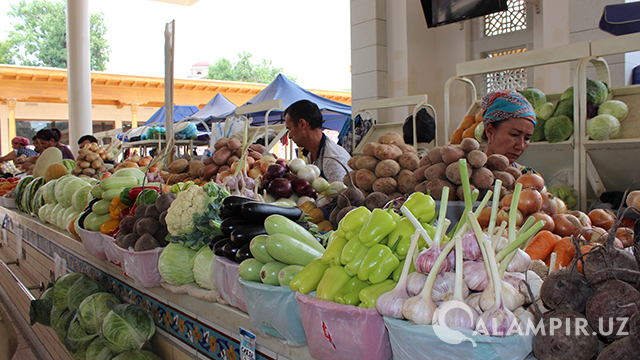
[165,185,208,236]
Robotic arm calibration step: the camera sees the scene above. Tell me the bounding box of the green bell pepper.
[315,266,352,302]
[134,188,159,206]
[321,231,347,266]
[340,235,362,265]
[403,191,436,223]
[387,218,429,260]
[119,187,134,207]
[334,276,370,306]
[338,206,371,233]
[289,259,330,294]
[357,244,400,284]
[343,240,369,276]
[358,279,396,308]
[358,208,397,248]
[392,258,415,282]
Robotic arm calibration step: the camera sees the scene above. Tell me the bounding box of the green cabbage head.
[158,243,198,286]
[85,336,109,360]
[192,245,216,290]
[100,303,156,353]
[544,115,574,143]
[535,102,556,121]
[588,114,620,140]
[78,292,121,335]
[518,87,547,109]
[597,100,628,121]
[66,274,106,311]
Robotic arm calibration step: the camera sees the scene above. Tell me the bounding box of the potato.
[414,180,430,194]
[460,138,480,152]
[398,143,417,154]
[414,165,429,182]
[249,143,265,154]
[236,148,243,157]
[426,179,457,200]
[377,132,404,145]
[375,159,401,178]
[456,184,478,200]
[227,137,242,151]
[372,177,397,195]
[226,155,240,166]
[374,144,402,161]
[389,192,404,200]
[445,161,472,185]
[472,167,495,189]
[424,162,447,181]
[168,158,189,173]
[467,150,488,168]
[403,179,418,194]
[79,161,91,169]
[214,138,229,150]
[396,169,414,192]
[212,146,232,166]
[440,145,466,164]
[363,142,377,157]
[355,156,380,172]
[398,153,420,171]
[485,154,509,171]
[91,160,103,169]
[343,170,357,186]
[82,167,96,176]
[419,155,432,167]
[202,163,219,181]
[493,170,515,190]
[355,169,378,191]
[504,166,521,180]
[187,160,205,178]
[219,165,230,173]
[248,149,263,160]
[348,156,362,170]
[427,147,443,163]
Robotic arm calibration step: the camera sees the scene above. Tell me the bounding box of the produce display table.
[0,206,318,360]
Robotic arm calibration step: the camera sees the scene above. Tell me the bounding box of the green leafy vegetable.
[535,102,556,121]
[551,99,574,120]
[100,303,156,353]
[531,119,546,142]
[29,285,53,326]
[544,115,574,143]
[78,292,121,334]
[561,79,610,105]
[65,313,98,353]
[587,114,620,140]
[597,100,628,121]
[192,245,216,290]
[549,184,578,210]
[52,273,84,311]
[518,87,547,109]
[158,243,198,286]
[66,275,106,311]
[50,306,73,342]
[85,336,108,360]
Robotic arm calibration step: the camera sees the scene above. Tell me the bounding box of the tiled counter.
[0,207,318,360]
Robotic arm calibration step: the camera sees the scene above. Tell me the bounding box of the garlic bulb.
[506,248,531,273]
[406,272,427,296]
[377,230,422,319]
[493,235,509,253]
[480,277,525,312]
[502,271,526,291]
[460,229,484,261]
[463,260,489,291]
[525,270,543,304]
[433,232,478,329]
[414,244,454,275]
[465,292,483,314]
[513,306,536,332]
[431,272,469,305]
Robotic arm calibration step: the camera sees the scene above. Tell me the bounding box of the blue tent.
[191,93,237,123]
[241,74,351,132]
[144,105,200,126]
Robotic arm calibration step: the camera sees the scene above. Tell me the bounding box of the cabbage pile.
[29,272,160,360]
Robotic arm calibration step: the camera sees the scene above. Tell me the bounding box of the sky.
[0,0,352,91]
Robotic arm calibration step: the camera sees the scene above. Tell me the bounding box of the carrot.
[552,236,575,270]
[576,245,593,274]
[525,230,557,261]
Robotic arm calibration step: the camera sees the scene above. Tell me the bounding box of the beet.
[585,279,640,342]
[532,309,599,360]
[326,157,365,208]
[596,336,639,359]
[540,237,592,313]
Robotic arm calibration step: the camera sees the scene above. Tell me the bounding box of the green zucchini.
[249,235,276,263]
[101,187,124,201]
[278,265,304,287]
[265,233,323,267]
[264,214,325,253]
[100,176,138,191]
[239,259,265,282]
[260,261,287,286]
[91,199,111,215]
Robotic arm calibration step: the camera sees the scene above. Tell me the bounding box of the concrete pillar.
[66,0,93,155]
[532,0,571,93]
[131,104,139,128]
[7,98,17,140]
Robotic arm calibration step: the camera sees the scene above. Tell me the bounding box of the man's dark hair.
[284,100,323,129]
[36,128,59,142]
[78,135,98,145]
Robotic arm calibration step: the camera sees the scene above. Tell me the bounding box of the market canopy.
[143,105,200,126]
[240,74,351,132]
[191,93,237,123]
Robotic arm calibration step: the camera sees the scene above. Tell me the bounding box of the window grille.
[485,0,527,36]
[485,47,528,92]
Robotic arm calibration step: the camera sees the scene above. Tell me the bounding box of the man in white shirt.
[284,100,352,183]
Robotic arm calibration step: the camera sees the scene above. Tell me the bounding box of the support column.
[66,0,93,155]
[7,98,17,140]
[131,104,139,128]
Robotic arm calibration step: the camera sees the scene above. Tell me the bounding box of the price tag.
[239,327,256,360]
[54,253,67,279]
[16,226,22,260]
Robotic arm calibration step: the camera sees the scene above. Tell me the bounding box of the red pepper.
[109,227,120,238]
[128,186,161,202]
[118,207,131,220]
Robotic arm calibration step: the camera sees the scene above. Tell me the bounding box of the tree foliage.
[2,0,110,71]
[206,51,296,84]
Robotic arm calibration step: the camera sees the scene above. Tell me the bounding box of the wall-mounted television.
[420,0,509,28]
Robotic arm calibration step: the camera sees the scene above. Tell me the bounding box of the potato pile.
[450,108,483,144]
[202,137,266,182]
[413,138,519,200]
[72,145,107,179]
[160,158,205,185]
[346,132,420,199]
[116,192,175,251]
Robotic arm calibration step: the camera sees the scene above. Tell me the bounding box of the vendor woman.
[480,89,537,174]
[0,136,38,162]
[16,128,75,166]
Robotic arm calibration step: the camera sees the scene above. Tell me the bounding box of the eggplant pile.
[211,195,305,263]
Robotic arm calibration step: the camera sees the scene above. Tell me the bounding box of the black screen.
[421,0,509,28]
